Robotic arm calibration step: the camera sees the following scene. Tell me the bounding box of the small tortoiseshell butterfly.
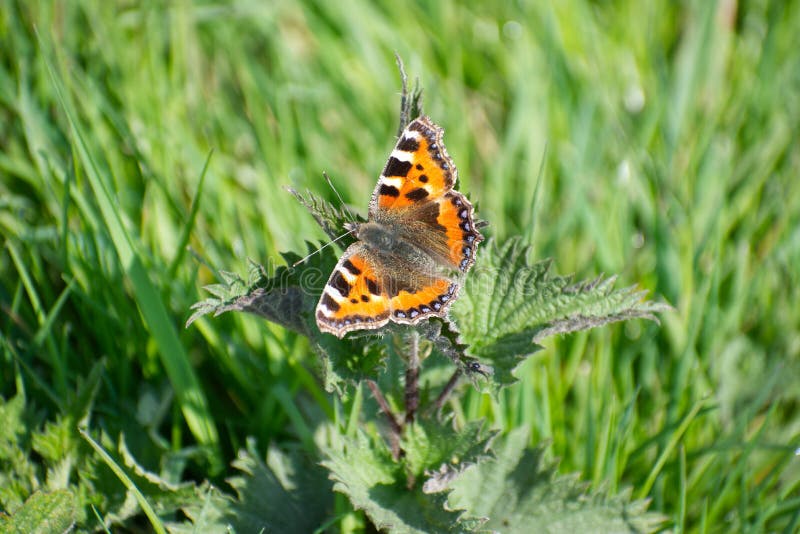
[316,116,483,338]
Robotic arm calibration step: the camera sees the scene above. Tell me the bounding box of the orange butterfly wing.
[387,277,459,323]
[316,116,483,338]
[369,116,456,213]
[315,244,392,337]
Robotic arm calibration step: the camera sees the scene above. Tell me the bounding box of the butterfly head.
[343,221,360,235]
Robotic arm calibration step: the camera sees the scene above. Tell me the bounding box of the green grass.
[2,0,799,532]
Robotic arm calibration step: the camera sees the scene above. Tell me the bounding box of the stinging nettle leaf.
[448,426,666,533]
[186,246,391,390]
[186,248,480,392]
[285,186,361,243]
[0,489,77,534]
[321,428,481,533]
[401,418,495,486]
[168,439,333,534]
[226,441,334,534]
[451,238,670,386]
[165,483,232,534]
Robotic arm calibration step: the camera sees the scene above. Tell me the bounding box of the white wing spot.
[340,269,357,283]
[389,149,415,163]
[380,176,404,188]
[324,288,346,304]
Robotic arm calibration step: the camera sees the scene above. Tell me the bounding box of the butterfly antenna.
[292,229,353,267]
[323,171,358,222]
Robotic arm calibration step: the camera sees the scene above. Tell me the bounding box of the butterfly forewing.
[370,117,456,215]
[315,116,483,337]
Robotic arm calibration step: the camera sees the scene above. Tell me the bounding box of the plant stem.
[404,331,420,424]
[395,52,409,136]
[366,380,402,459]
[429,368,462,417]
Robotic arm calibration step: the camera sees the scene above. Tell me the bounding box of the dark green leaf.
[322,429,476,533]
[169,439,334,534]
[165,484,233,534]
[401,418,494,485]
[449,427,665,533]
[186,245,392,390]
[0,489,76,534]
[226,440,334,534]
[0,393,39,513]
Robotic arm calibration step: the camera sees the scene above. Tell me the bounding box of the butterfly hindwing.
[315,244,391,337]
[387,277,459,324]
[316,244,459,337]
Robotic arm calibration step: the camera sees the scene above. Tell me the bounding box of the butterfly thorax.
[351,220,441,274]
[351,221,396,250]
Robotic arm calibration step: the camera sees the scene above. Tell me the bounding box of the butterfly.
[316,116,484,338]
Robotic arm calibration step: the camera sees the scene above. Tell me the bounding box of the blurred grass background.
[1,0,799,531]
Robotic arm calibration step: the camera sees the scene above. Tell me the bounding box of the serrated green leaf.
[0,391,185,530]
[414,320,482,374]
[451,238,670,385]
[0,393,39,512]
[188,237,667,393]
[0,489,76,534]
[80,430,167,534]
[321,430,474,533]
[187,247,422,392]
[401,419,493,484]
[165,484,233,534]
[225,441,333,534]
[169,439,333,534]
[286,187,361,243]
[315,334,388,393]
[186,254,316,334]
[0,393,28,456]
[100,436,197,526]
[448,427,665,533]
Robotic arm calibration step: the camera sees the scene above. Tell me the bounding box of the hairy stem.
[404,332,420,424]
[395,52,410,136]
[366,379,402,459]
[428,368,462,417]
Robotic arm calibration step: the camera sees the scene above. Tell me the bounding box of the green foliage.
[448,427,664,533]
[400,419,493,484]
[286,187,360,243]
[0,393,39,513]
[319,422,661,533]
[186,247,389,392]
[0,389,196,531]
[0,489,76,534]
[182,173,668,531]
[168,440,333,533]
[451,238,670,385]
[189,198,668,392]
[321,426,474,533]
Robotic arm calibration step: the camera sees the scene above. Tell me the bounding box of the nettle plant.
[185,71,669,533]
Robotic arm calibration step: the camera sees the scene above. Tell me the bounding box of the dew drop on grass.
[631,231,645,249]
[624,84,645,113]
[503,21,522,40]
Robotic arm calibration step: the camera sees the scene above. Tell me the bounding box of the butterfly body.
[316,116,483,338]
